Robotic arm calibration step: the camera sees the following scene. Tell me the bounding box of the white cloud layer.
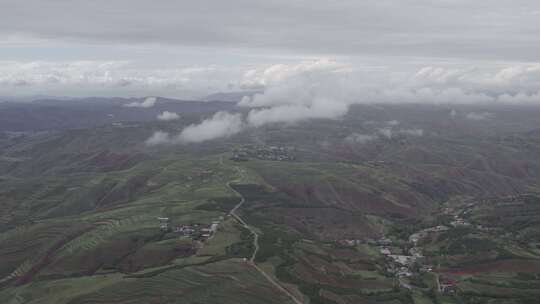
[237,59,540,129]
[4,58,540,144]
[143,58,540,144]
[2,59,540,106]
[0,61,244,99]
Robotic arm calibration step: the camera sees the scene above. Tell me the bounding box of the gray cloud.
[2,1,540,61]
[2,1,540,100]
[4,1,540,145]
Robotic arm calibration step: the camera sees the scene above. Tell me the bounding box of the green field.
[3,104,540,303]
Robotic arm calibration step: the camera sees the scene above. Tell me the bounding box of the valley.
[1,101,540,303]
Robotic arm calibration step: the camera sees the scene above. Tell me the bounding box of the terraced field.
[0,145,268,302]
[3,104,540,303]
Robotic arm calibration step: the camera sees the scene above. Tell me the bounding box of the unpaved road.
[226,173,303,304]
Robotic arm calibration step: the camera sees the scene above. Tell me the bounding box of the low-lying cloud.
[146,111,243,145]
[378,128,394,139]
[344,127,424,146]
[157,111,180,121]
[378,128,424,139]
[465,112,493,120]
[234,59,540,132]
[179,111,243,143]
[465,112,494,120]
[246,100,349,127]
[400,128,424,137]
[124,96,157,108]
[146,131,172,145]
[139,58,540,144]
[239,60,355,127]
[345,133,377,144]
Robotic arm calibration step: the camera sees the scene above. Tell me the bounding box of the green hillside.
[2,104,540,303]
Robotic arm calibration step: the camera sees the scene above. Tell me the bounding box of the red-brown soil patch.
[438,259,540,275]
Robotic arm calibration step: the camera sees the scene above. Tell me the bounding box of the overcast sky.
[1,0,540,99]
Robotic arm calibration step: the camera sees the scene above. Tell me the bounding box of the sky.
[1,0,540,103]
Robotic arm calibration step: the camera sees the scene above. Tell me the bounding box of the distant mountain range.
[0,97,238,132]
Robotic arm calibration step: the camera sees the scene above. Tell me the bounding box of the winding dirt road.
[226,175,303,304]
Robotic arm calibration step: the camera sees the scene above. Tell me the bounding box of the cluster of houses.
[409,225,449,245]
[337,226,463,295]
[335,237,421,278]
[381,229,443,274]
[443,203,497,232]
[376,237,420,278]
[450,216,471,227]
[334,230,462,295]
[439,276,458,294]
[200,221,220,239]
[231,145,296,162]
[407,225,465,295]
[158,217,221,242]
[367,200,511,297]
[174,224,196,236]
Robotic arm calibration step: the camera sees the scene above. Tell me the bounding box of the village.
[371,201,498,295]
[161,195,507,297]
[373,225,460,294]
[231,145,296,162]
[157,216,222,243]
